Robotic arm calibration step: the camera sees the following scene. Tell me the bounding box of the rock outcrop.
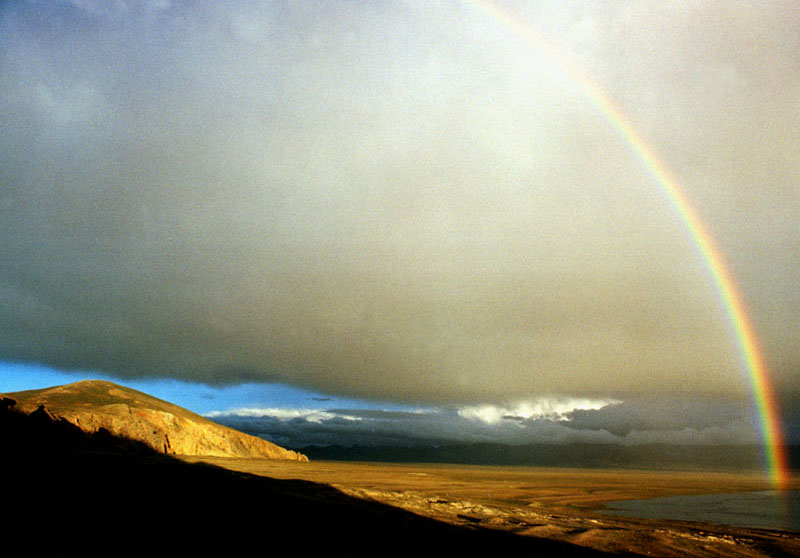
[5,380,307,461]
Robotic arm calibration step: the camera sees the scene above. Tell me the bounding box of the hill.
[3,379,306,461]
[0,383,611,555]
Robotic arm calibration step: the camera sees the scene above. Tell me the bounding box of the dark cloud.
[325,409,431,421]
[563,397,752,438]
[1,1,797,410]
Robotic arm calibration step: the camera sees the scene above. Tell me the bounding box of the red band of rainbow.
[470,1,789,489]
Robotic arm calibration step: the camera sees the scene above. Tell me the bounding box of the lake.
[604,490,800,532]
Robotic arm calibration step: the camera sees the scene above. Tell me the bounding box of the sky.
[1,1,798,453]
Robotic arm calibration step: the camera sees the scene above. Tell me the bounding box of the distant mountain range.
[298,442,800,472]
[2,379,306,461]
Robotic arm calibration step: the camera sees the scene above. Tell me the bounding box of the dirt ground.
[182,457,800,557]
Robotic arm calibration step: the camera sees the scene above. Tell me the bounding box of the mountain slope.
[5,379,307,461]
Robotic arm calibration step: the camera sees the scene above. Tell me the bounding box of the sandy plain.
[182,457,800,557]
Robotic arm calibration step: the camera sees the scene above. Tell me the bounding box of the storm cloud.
[1,1,798,407]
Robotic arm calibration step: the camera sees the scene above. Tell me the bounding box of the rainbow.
[468,1,789,490]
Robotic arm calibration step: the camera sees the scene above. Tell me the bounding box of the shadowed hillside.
[0,391,619,555]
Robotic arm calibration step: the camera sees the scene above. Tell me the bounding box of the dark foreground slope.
[0,393,619,555]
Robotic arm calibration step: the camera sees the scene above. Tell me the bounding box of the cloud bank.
[209,396,760,450]
[457,398,618,424]
[1,1,798,406]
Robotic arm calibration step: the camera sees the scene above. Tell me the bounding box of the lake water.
[604,490,800,532]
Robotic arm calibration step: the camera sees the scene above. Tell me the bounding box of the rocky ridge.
[5,379,307,461]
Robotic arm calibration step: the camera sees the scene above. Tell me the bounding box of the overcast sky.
[1,1,798,449]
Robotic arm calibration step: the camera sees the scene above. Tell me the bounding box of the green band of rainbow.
[469,1,789,489]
